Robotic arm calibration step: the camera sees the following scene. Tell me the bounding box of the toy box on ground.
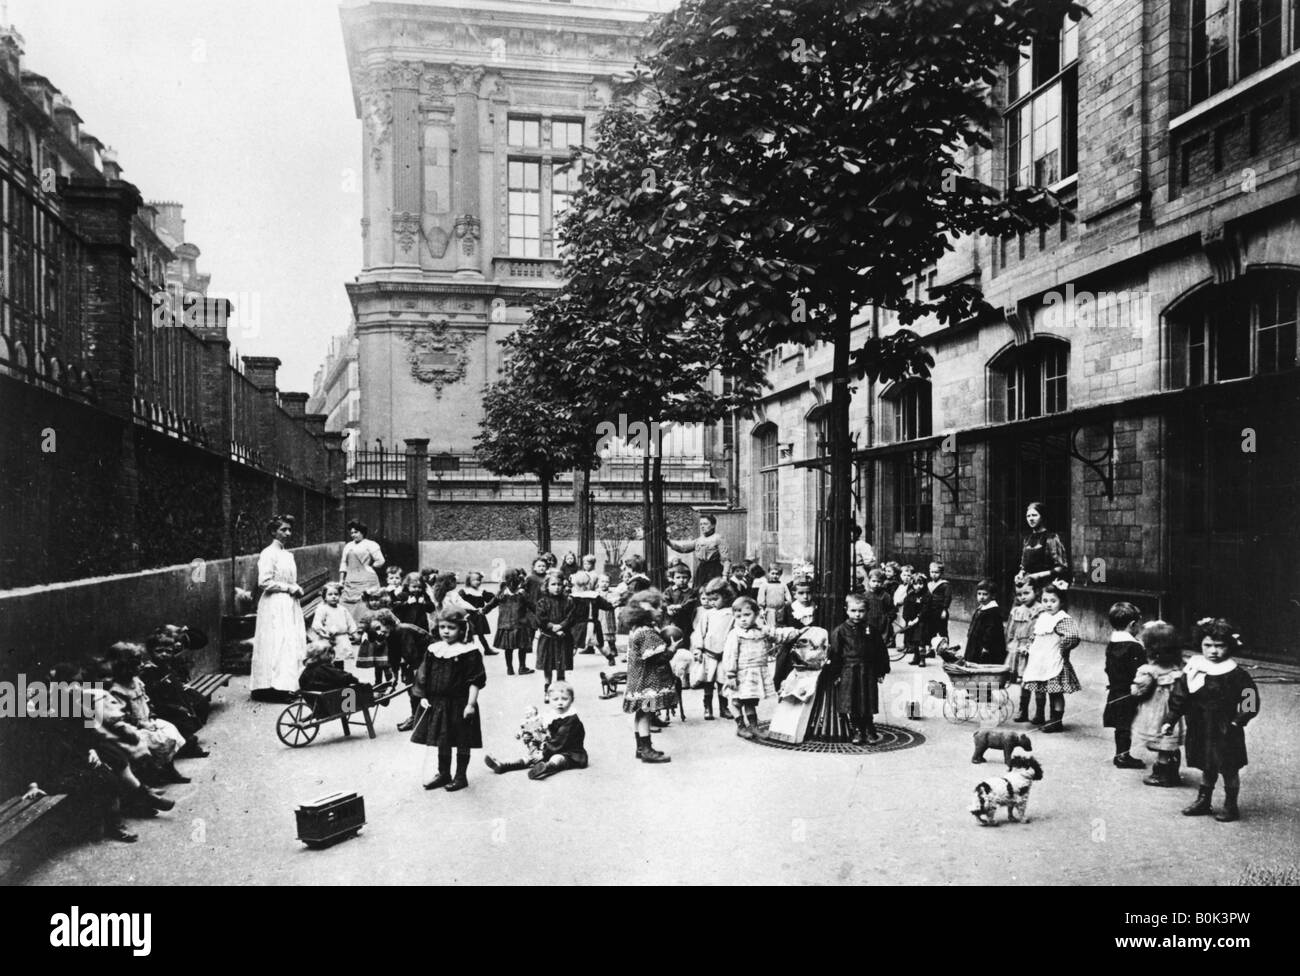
[295,791,365,848]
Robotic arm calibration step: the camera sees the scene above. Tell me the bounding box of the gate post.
[404,439,431,563]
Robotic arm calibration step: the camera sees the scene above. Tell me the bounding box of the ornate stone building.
[340,0,676,451]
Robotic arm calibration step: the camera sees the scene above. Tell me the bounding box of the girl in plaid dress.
[1020,584,1081,732]
[622,589,678,763]
[1008,580,1042,721]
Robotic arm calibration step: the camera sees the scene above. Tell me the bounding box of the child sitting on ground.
[485,682,589,779]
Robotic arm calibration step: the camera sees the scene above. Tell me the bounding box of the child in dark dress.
[299,641,375,711]
[903,575,930,666]
[534,572,577,689]
[623,589,679,763]
[411,609,486,792]
[492,568,536,675]
[1162,618,1260,822]
[662,562,699,635]
[1101,601,1146,769]
[828,592,890,744]
[392,572,435,628]
[485,682,589,780]
[961,579,1007,665]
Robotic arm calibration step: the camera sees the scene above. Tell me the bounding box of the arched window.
[754,423,780,536]
[1168,273,1298,387]
[989,337,1069,423]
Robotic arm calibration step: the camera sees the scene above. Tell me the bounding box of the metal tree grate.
[745,722,925,754]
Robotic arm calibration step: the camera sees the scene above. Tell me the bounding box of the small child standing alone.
[827,593,889,745]
[411,609,486,793]
[1101,601,1146,769]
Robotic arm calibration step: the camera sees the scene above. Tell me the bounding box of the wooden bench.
[185,672,234,701]
[299,568,333,626]
[0,792,69,883]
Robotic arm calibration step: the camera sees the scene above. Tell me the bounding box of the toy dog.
[971,754,1043,825]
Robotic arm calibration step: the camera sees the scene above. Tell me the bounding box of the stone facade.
[737,0,1300,658]
[340,0,676,451]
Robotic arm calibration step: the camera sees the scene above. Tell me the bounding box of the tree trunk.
[649,448,666,588]
[575,467,590,558]
[822,298,855,630]
[641,449,652,573]
[539,476,552,553]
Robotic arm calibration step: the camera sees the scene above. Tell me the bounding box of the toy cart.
[929,662,1014,723]
[276,682,411,748]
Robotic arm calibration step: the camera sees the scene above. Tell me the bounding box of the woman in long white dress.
[250,515,306,702]
[339,520,385,623]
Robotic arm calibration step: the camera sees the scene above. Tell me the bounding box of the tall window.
[1178,276,1298,385]
[894,455,933,534]
[992,340,1069,422]
[1005,16,1079,188]
[1188,0,1300,105]
[507,159,540,257]
[758,426,780,534]
[504,114,584,257]
[892,381,933,441]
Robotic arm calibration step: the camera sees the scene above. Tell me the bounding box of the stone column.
[450,64,485,278]
[61,178,144,570]
[391,61,422,268]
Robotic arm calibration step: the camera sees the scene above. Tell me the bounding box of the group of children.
[303,548,1264,821]
[22,625,215,844]
[1104,609,1259,822]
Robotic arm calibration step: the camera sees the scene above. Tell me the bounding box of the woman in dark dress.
[1015,501,1071,590]
[411,609,486,792]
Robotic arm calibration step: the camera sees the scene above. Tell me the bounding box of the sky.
[11,0,363,392]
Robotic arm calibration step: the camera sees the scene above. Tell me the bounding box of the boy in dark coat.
[1162,618,1260,822]
[299,642,375,711]
[919,560,952,652]
[963,579,1008,665]
[827,590,891,745]
[1102,601,1146,768]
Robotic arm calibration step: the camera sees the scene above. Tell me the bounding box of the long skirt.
[250,592,306,693]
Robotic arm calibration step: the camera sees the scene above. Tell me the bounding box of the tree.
[644,0,1084,617]
[474,335,599,553]
[512,98,769,584]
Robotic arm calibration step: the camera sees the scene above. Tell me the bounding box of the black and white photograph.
[0,0,1296,914]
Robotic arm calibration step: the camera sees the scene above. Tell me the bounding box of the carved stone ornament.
[390,60,421,89]
[404,319,472,397]
[448,63,487,95]
[424,221,451,259]
[393,211,421,254]
[454,214,481,256]
[419,67,449,107]
[356,66,394,170]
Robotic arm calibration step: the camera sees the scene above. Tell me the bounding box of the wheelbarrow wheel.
[276,701,318,748]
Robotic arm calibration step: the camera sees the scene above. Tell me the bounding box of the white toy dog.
[970,753,1043,825]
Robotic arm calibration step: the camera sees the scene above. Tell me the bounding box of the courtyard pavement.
[23,623,1300,886]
